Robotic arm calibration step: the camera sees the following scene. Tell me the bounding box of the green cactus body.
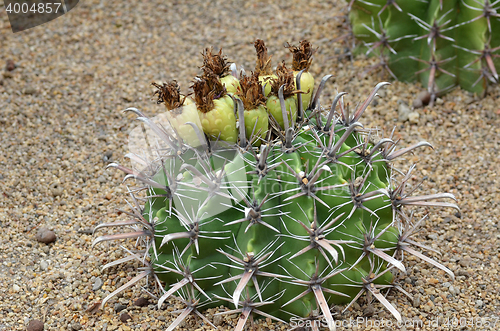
[347,0,500,100]
[95,42,458,330]
[143,119,399,320]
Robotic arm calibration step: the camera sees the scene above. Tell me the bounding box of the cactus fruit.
[286,40,316,110]
[266,62,299,130]
[202,47,241,95]
[345,0,500,104]
[254,39,277,97]
[93,41,458,330]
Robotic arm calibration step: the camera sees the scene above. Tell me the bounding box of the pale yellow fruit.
[294,70,314,110]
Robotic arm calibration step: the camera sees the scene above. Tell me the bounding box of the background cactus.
[93,41,458,330]
[346,0,500,105]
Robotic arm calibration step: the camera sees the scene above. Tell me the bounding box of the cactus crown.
[152,81,188,110]
[254,39,274,75]
[286,40,315,71]
[191,73,227,113]
[201,47,233,78]
[269,62,296,98]
[236,72,266,109]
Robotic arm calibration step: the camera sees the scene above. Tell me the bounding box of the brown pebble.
[213,314,223,326]
[120,313,132,322]
[457,269,470,277]
[27,319,44,331]
[23,87,37,95]
[133,297,149,307]
[363,305,375,317]
[35,227,56,244]
[5,59,15,71]
[412,98,423,109]
[413,90,431,108]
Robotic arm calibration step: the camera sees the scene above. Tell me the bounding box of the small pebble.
[413,90,431,108]
[40,260,49,271]
[134,297,149,307]
[363,305,375,316]
[114,303,127,313]
[103,151,113,162]
[35,227,56,244]
[120,313,132,322]
[408,111,420,124]
[13,284,21,292]
[71,323,82,330]
[449,285,460,295]
[428,278,439,285]
[213,314,224,326]
[412,98,423,109]
[398,102,411,122]
[413,294,421,308]
[27,319,44,331]
[427,233,438,240]
[51,184,63,197]
[23,87,37,95]
[459,257,472,267]
[92,277,103,291]
[5,59,15,71]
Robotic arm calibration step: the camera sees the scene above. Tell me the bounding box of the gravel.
[1,0,499,330]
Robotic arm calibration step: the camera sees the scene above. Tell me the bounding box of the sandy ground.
[0,0,499,330]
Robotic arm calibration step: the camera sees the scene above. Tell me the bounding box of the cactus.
[346,0,500,105]
[93,41,458,330]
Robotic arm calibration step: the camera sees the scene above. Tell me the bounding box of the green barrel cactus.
[346,0,500,104]
[93,41,458,330]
